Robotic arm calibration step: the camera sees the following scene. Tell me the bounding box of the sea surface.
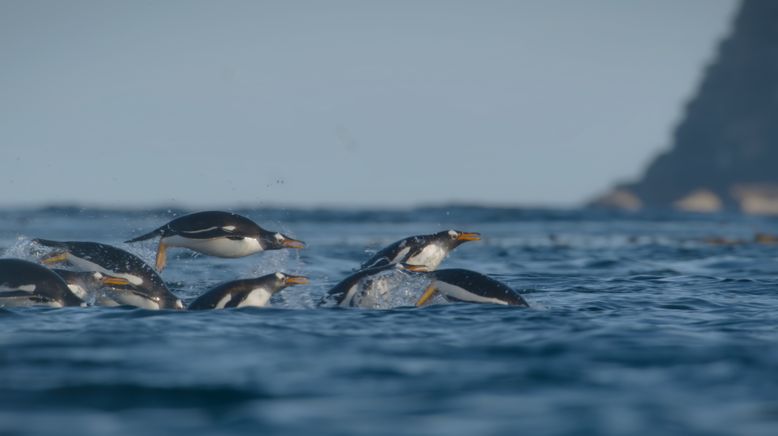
[1,206,777,436]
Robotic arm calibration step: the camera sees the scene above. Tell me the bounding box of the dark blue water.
[1,207,778,436]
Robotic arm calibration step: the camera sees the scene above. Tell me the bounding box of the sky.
[0,0,738,208]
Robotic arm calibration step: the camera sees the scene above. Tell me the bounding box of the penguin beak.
[41,252,68,265]
[285,275,309,286]
[403,264,430,273]
[416,284,439,307]
[282,238,306,249]
[456,232,481,242]
[101,276,131,287]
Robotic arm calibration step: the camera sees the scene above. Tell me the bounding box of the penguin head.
[270,272,310,291]
[261,231,306,250]
[437,230,481,247]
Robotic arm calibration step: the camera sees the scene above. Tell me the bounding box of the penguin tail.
[125,228,164,243]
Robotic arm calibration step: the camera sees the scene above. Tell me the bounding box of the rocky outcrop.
[590,0,778,214]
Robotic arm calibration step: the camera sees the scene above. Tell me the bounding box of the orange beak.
[456,232,481,242]
[285,275,309,285]
[282,238,306,249]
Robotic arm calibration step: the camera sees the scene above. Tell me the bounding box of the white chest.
[103,289,161,310]
[163,235,263,258]
[407,244,447,269]
[232,287,273,308]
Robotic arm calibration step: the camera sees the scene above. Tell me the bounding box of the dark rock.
[591,0,778,214]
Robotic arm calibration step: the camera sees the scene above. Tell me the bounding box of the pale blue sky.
[0,0,738,208]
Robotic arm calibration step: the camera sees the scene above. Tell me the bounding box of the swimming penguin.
[0,258,84,307]
[414,268,529,307]
[360,230,481,271]
[319,263,412,308]
[124,211,306,271]
[33,239,184,310]
[189,272,309,310]
[51,268,130,303]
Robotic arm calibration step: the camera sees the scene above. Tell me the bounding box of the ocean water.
[1,206,777,436]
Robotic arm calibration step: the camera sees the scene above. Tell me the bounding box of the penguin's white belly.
[436,282,509,305]
[0,296,63,308]
[234,288,273,308]
[103,289,161,310]
[407,244,447,270]
[66,284,89,300]
[163,235,262,257]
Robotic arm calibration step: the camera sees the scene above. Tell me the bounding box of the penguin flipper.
[125,227,164,243]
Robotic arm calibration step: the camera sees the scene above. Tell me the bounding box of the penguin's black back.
[167,212,262,237]
[432,269,528,307]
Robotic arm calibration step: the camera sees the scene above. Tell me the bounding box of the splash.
[1,236,48,261]
[346,270,434,309]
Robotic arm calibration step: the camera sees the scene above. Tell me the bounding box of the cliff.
[591,0,778,214]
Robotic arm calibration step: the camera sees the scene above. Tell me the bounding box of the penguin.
[188,272,309,310]
[414,268,529,307]
[360,230,480,271]
[124,211,306,271]
[51,268,130,303]
[0,258,84,308]
[33,239,184,310]
[319,263,412,308]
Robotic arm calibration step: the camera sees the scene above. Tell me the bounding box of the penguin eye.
[275,272,284,280]
[448,230,458,239]
[274,233,284,241]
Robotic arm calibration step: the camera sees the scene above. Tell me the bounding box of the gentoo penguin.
[360,230,480,271]
[33,239,184,310]
[189,272,309,310]
[415,269,529,307]
[51,269,130,303]
[0,259,84,307]
[319,263,412,308]
[125,211,306,271]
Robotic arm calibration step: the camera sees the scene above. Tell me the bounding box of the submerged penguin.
[361,230,480,271]
[51,269,130,303]
[0,259,84,307]
[189,272,309,310]
[319,263,414,308]
[34,239,184,310]
[125,211,305,271]
[414,268,529,307]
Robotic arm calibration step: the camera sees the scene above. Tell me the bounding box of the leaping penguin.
[414,268,529,307]
[33,239,184,310]
[125,211,305,271]
[360,230,480,271]
[189,272,309,310]
[0,259,84,308]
